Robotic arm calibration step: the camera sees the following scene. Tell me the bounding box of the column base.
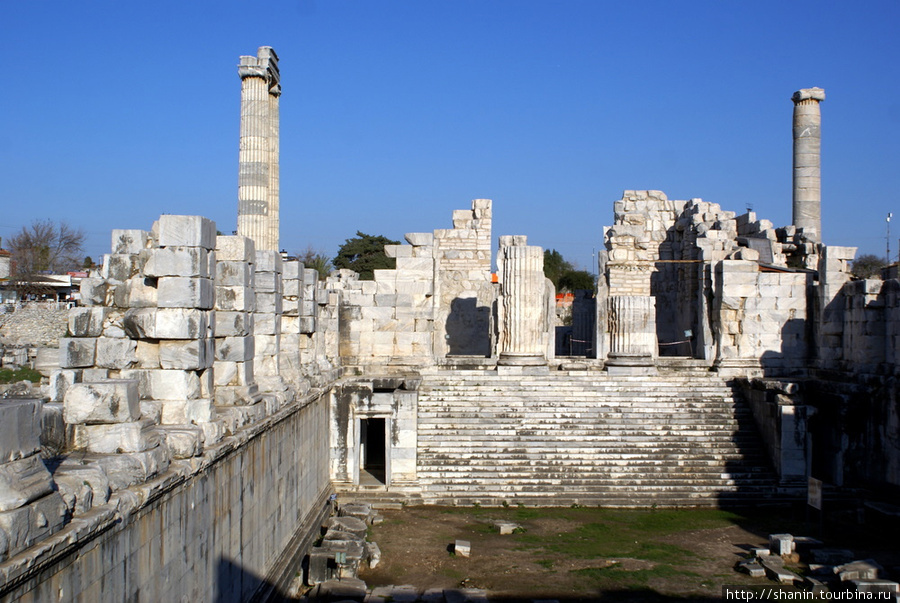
[497,352,546,367]
[605,353,657,376]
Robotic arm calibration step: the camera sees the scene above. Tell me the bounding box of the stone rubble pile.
[736,532,900,596]
[308,502,381,586]
[0,400,68,562]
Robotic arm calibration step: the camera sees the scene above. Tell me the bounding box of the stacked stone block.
[713,260,809,374]
[842,278,887,374]
[433,199,494,358]
[254,250,295,409]
[0,399,68,562]
[817,246,856,368]
[120,216,220,453]
[213,235,259,412]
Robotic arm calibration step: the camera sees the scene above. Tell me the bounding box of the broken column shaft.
[792,87,825,242]
[497,236,546,366]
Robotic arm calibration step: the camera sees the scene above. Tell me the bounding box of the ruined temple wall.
[332,199,495,371]
[1,214,341,601]
[2,393,332,603]
[713,261,810,373]
[434,199,494,358]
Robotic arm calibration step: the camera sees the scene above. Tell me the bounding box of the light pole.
[888,213,893,265]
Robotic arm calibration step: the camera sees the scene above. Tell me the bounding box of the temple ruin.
[1,50,898,602]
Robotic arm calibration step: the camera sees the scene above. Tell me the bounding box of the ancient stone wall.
[331,200,495,373]
[1,213,340,602]
[1,393,331,603]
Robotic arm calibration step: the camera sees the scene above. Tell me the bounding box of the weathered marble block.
[214,361,254,387]
[157,277,214,309]
[0,492,68,560]
[148,369,201,400]
[160,399,215,424]
[63,380,141,425]
[0,455,54,512]
[161,425,203,458]
[123,308,211,340]
[216,235,255,262]
[72,418,160,453]
[101,253,144,282]
[254,250,282,273]
[159,339,214,370]
[112,229,150,254]
[68,307,110,337]
[144,247,212,278]
[94,337,138,369]
[0,400,42,462]
[215,311,253,337]
[216,260,254,286]
[254,312,281,335]
[216,286,255,312]
[158,215,216,250]
[299,317,317,334]
[59,337,96,368]
[256,292,282,314]
[53,463,111,515]
[114,275,159,308]
[283,261,301,280]
[255,271,281,293]
[215,336,255,362]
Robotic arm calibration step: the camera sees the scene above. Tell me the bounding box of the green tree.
[297,245,331,280]
[558,270,595,292]
[332,231,400,280]
[544,249,575,289]
[851,253,886,279]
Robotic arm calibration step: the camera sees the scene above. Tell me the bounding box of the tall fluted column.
[497,236,546,366]
[792,87,825,242]
[237,47,281,252]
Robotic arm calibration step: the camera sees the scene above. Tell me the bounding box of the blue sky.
[2,1,899,270]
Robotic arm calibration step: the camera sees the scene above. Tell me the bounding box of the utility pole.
[888,213,893,265]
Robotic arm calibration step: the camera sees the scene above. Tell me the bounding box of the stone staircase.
[413,369,788,507]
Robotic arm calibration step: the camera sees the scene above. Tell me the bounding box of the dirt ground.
[357,505,899,602]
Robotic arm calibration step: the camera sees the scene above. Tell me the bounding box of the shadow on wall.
[446,297,490,357]
[759,317,808,378]
[216,556,269,603]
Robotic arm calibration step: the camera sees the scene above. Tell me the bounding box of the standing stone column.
[238,46,281,252]
[792,87,825,242]
[497,236,546,366]
[605,296,657,374]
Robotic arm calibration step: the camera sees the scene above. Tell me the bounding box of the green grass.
[572,564,700,588]
[512,508,743,562]
[0,367,42,384]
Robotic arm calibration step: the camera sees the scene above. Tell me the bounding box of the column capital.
[792,87,825,104]
[238,47,281,96]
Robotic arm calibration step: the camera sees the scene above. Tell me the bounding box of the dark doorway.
[360,418,386,484]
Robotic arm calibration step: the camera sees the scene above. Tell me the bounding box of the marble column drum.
[497,238,546,366]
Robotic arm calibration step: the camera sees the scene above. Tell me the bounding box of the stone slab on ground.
[849,579,900,594]
[325,515,368,539]
[835,559,883,581]
[736,559,765,578]
[758,555,801,585]
[308,577,368,602]
[454,539,471,558]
